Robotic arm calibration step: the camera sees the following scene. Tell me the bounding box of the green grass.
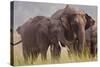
[13,46,97,66]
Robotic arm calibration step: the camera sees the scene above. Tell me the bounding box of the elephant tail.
[11,40,22,46]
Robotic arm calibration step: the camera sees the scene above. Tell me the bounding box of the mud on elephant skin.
[16,16,69,61]
[51,5,95,56]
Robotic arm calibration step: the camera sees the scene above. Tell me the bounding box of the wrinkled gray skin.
[85,23,97,57]
[17,16,67,61]
[51,5,95,56]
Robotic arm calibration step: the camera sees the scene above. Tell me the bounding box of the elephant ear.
[85,14,95,30]
[60,14,71,31]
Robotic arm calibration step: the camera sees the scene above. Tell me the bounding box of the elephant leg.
[51,42,61,61]
[41,48,48,61]
[90,40,97,57]
[31,49,40,61]
[22,44,39,63]
[40,44,49,61]
[72,39,78,54]
[23,47,30,63]
[23,49,28,61]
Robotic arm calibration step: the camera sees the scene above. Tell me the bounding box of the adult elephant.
[51,5,95,56]
[85,23,97,57]
[17,16,68,61]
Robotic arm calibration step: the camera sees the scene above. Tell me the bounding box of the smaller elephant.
[17,16,68,61]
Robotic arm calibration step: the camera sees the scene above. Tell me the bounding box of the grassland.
[13,31,97,66]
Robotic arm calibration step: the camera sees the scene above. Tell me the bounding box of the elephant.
[17,16,68,61]
[51,5,95,56]
[16,16,47,61]
[16,5,95,62]
[85,23,97,57]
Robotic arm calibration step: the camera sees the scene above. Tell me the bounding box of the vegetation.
[13,31,97,66]
[13,46,97,66]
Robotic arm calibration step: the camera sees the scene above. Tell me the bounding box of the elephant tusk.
[58,41,70,53]
[58,41,62,47]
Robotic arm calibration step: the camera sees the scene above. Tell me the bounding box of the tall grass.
[13,46,97,66]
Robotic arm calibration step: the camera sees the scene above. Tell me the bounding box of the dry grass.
[12,31,97,66]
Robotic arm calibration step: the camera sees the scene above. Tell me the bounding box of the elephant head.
[61,5,95,30]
